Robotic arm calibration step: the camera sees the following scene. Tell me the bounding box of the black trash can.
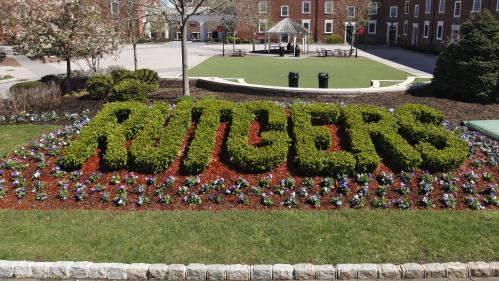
[295,46,301,57]
[279,47,285,57]
[288,72,299,88]
[318,72,329,88]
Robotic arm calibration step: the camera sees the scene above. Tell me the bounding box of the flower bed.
[0,99,497,210]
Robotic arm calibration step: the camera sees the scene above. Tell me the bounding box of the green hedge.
[134,69,159,87]
[226,101,290,172]
[59,102,149,170]
[110,69,135,84]
[395,104,468,171]
[86,75,113,100]
[342,105,422,172]
[112,79,152,102]
[129,100,192,174]
[290,103,356,175]
[182,99,235,174]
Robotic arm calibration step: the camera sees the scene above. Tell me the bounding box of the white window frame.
[454,1,461,17]
[347,6,356,17]
[258,19,267,33]
[389,6,398,18]
[423,21,430,38]
[472,0,481,12]
[302,1,311,14]
[438,0,445,14]
[367,20,377,34]
[281,5,289,17]
[324,20,333,34]
[414,4,419,17]
[111,0,120,15]
[436,21,444,40]
[259,1,268,14]
[403,20,408,35]
[368,2,378,15]
[451,24,461,41]
[496,0,499,11]
[425,0,431,14]
[405,1,410,14]
[325,1,334,14]
[302,19,311,31]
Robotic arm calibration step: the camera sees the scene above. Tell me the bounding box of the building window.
[324,20,333,34]
[472,0,481,11]
[302,19,311,31]
[259,1,268,14]
[111,0,120,15]
[347,6,356,17]
[405,1,410,14]
[258,19,267,33]
[423,21,430,38]
[302,1,311,14]
[389,6,398,18]
[425,0,431,13]
[368,2,378,15]
[497,0,499,11]
[281,5,289,17]
[325,1,334,14]
[451,25,461,41]
[414,4,419,17]
[438,0,445,13]
[436,21,444,40]
[454,1,461,17]
[403,20,408,35]
[367,20,377,34]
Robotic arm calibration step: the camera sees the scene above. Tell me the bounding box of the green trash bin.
[318,72,329,88]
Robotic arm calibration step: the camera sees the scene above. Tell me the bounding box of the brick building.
[241,0,499,52]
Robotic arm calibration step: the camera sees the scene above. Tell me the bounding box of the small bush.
[134,68,159,90]
[86,75,113,100]
[112,79,151,102]
[8,81,61,112]
[40,74,62,85]
[110,69,135,84]
[326,34,343,44]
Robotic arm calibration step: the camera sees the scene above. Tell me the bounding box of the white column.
[278,34,282,48]
[164,22,170,40]
[293,36,297,54]
[199,21,207,41]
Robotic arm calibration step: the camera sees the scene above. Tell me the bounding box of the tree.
[223,0,262,52]
[433,11,498,103]
[147,0,229,96]
[331,0,373,47]
[8,0,119,78]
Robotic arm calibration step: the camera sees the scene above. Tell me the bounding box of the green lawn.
[0,210,497,264]
[0,124,59,157]
[190,57,410,88]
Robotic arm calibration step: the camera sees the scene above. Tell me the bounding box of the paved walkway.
[0,42,437,98]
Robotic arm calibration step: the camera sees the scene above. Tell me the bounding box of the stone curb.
[0,261,497,280]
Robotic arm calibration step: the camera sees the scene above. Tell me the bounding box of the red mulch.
[0,119,497,211]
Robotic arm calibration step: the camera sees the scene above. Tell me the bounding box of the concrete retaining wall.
[0,261,497,280]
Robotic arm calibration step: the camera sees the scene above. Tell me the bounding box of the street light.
[221,17,226,56]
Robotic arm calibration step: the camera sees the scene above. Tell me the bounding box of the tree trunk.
[133,43,138,71]
[252,34,255,52]
[181,21,190,96]
[66,58,72,78]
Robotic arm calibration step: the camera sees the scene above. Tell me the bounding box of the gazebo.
[265,18,310,54]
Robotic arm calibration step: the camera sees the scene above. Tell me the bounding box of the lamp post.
[221,17,226,56]
[348,20,353,55]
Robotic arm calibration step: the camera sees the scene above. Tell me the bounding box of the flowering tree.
[8,0,120,78]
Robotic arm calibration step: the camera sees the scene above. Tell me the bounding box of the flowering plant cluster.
[0,111,90,124]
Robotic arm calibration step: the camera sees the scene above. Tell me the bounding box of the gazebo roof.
[266,18,311,36]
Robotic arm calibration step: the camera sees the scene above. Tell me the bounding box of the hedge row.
[182,99,235,174]
[291,103,356,175]
[226,101,291,172]
[342,105,422,173]
[59,102,149,170]
[395,104,469,171]
[129,100,193,174]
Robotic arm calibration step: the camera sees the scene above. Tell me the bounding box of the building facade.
[241,0,499,52]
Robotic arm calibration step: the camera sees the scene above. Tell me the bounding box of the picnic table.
[232,49,247,57]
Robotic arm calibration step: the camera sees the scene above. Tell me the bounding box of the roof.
[266,18,311,35]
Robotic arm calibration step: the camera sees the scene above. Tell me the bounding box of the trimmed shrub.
[59,102,149,170]
[182,99,235,174]
[134,69,159,86]
[40,74,62,85]
[226,101,290,172]
[129,100,192,174]
[86,75,113,100]
[110,69,135,84]
[291,103,356,176]
[8,81,61,112]
[395,104,468,171]
[112,78,151,102]
[326,34,343,44]
[342,105,422,172]
[432,11,498,103]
